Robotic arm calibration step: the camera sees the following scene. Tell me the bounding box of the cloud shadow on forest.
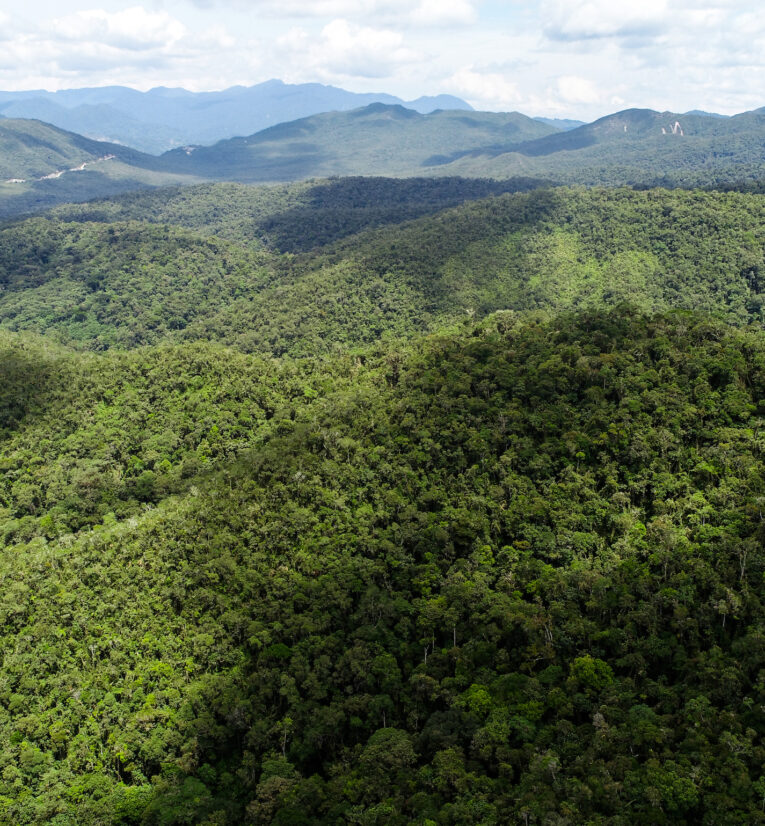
[0,345,58,437]
[257,175,559,253]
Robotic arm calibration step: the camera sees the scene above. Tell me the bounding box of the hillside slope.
[0,119,201,218]
[47,176,552,249]
[0,98,186,155]
[158,104,559,181]
[1,164,765,825]
[154,103,765,188]
[0,308,763,823]
[437,107,765,185]
[3,185,764,355]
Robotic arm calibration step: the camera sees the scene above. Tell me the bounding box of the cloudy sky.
[1,0,763,119]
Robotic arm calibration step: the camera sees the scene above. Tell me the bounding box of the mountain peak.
[354,102,421,119]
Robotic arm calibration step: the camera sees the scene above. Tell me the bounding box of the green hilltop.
[438,107,765,185]
[1,308,764,824]
[3,184,765,354]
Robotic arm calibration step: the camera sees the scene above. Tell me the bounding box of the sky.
[1,0,763,119]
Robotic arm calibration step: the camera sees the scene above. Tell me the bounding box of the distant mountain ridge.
[156,102,765,188]
[438,106,765,184]
[533,117,585,131]
[158,104,559,181]
[0,81,473,153]
[4,100,765,219]
[685,109,729,118]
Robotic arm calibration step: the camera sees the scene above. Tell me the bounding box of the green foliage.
[0,219,271,348]
[50,177,552,252]
[0,308,764,823]
[1,173,765,823]
[4,185,765,356]
[0,330,338,541]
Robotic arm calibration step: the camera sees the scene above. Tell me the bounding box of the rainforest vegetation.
[2,185,765,354]
[0,177,764,825]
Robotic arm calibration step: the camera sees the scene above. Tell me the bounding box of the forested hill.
[2,184,765,354]
[154,104,765,187]
[158,104,559,181]
[0,119,200,219]
[1,176,764,823]
[1,308,764,823]
[46,177,554,247]
[440,107,765,186]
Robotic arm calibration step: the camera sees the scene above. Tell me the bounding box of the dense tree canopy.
[0,179,763,824]
[3,186,765,357]
[1,308,764,824]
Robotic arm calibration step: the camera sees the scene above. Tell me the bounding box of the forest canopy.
[0,178,763,824]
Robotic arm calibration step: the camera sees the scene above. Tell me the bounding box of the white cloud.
[0,5,244,90]
[543,0,669,41]
[1,0,764,121]
[409,0,477,27]
[446,64,613,117]
[555,75,602,105]
[188,0,478,28]
[278,19,420,80]
[51,7,187,51]
[448,67,522,110]
[254,0,388,15]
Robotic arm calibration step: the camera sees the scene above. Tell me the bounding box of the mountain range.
[439,106,765,184]
[3,101,765,219]
[0,107,557,218]
[0,80,472,154]
[158,104,559,181]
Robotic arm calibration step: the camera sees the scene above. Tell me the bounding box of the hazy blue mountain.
[0,97,186,154]
[685,109,729,118]
[408,94,474,111]
[0,81,473,153]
